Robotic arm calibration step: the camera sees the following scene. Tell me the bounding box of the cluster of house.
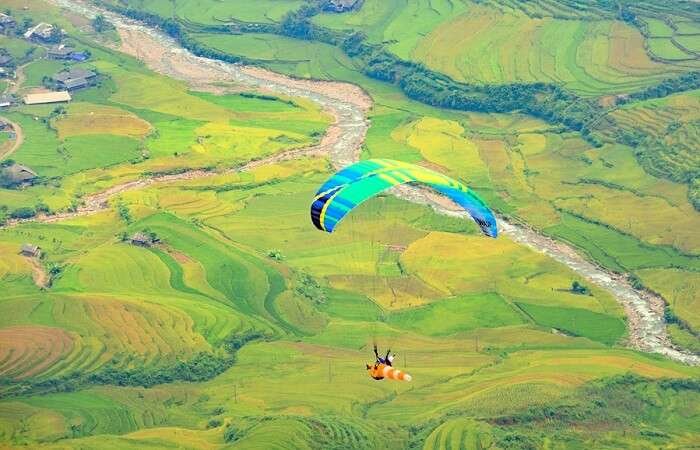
[20,67,97,105]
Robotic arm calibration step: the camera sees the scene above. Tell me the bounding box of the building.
[0,119,7,130]
[24,91,71,105]
[0,13,16,33]
[0,54,13,67]
[0,95,15,108]
[130,232,158,247]
[62,78,88,90]
[1,163,37,185]
[24,22,57,42]
[70,51,89,62]
[47,45,75,60]
[324,0,361,12]
[52,68,96,91]
[20,244,41,258]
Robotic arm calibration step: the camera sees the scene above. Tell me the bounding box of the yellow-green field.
[2,0,700,448]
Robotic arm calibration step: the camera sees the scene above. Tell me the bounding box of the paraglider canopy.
[310,159,497,238]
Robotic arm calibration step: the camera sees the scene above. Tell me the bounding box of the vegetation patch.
[516,302,626,345]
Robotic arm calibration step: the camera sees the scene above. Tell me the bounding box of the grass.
[318,288,383,322]
[53,103,152,139]
[121,0,303,24]
[21,59,66,89]
[388,293,526,336]
[516,302,626,345]
[647,37,694,60]
[637,268,700,332]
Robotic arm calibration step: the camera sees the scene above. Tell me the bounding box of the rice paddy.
[2,0,700,448]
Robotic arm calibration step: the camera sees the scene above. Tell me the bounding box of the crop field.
[1,0,700,448]
[0,34,329,213]
[5,150,692,446]
[121,0,303,24]
[314,0,696,97]
[53,103,152,139]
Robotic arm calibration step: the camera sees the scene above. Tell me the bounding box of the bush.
[295,272,326,304]
[9,207,36,219]
[267,249,284,261]
[206,419,222,429]
[570,281,590,295]
[224,424,239,443]
[117,203,132,224]
[35,202,51,215]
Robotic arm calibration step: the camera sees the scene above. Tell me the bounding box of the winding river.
[28,0,700,365]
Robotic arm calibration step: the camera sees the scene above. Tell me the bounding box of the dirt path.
[5,63,27,96]
[0,117,24,161]
[30,0,700,366]
[25,257,49,289]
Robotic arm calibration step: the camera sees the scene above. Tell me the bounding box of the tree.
[92,14,113,33]
[9,207,36,219]
[571,281,590,295]
[46,24,63,44]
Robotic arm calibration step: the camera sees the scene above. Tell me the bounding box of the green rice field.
[1,0,700,448]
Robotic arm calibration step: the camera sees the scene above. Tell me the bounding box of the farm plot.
[412,9,673,96]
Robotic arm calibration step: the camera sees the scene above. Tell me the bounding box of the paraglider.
[366,344,411,381]
[310,159,497,238]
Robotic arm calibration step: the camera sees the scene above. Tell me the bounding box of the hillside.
[0,0,699,449]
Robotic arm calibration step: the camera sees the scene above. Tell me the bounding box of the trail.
[4,62,27,96]
[0,117,24,160]
[22,0,699,366]
[25,257,49,289]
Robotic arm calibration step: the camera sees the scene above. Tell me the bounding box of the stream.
[35,0,700,365]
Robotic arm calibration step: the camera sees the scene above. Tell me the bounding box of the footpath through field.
[15,0,699,366]
[0,117,24,161]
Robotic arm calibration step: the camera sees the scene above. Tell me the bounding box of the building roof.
[0,13,15,25]
[24,91,71,105]
[328,0,359,8]
[48,45,74,56]
[53,68,96,82]
[131,232,153,243]
[24,22,53,39]
[3,164,37,183]
[20,244,41,255]
[63,78,87,89]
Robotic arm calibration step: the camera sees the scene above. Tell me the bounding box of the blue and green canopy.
[310,159,497,238]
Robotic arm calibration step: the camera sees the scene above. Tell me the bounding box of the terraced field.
[314,0,699,96]
[1,0,699,448]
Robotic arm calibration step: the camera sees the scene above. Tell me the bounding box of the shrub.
[224,424,239,443]
[571,281,590,295]
[10,207,36,219]
[295,272,326,304]
[267,249,284,261]
[206,419,222,429]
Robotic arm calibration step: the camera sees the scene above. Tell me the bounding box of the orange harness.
[366,363,412,381]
